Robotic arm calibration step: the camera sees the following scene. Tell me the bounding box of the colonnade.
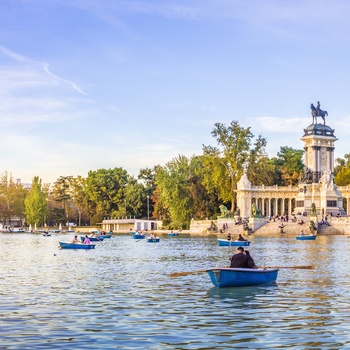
[251,197,296,218]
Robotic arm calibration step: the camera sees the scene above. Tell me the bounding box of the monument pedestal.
[249,217,267,232]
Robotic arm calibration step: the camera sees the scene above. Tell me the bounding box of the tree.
[24,176,48,226]
[202,121,257,211]
[84,168,128,223]
[0,171,27,226]
[272,146,304,186]
[154,155,194,229]
[51,176,73,224]
[244,134,276,186]
[70,176,88,226]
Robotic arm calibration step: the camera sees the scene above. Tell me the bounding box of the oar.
[259,265,314,270]
[170,269,213,278]
[170,265,314,278]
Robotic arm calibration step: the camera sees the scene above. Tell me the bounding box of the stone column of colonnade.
[252,196,291,217]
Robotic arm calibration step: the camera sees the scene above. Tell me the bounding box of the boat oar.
[170,267,228,278]
[170,265,314,278]
[259,265,314,270]
[170,269,211,278]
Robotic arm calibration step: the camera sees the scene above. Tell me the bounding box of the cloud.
[0,44,87,95]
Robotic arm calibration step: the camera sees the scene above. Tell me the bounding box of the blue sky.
[1,0,350,184]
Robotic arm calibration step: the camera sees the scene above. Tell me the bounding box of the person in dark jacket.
[237,234,247,241]
[230,247,249,268]
[245,250,258,269]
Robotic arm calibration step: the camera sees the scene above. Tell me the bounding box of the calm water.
[1,233,350,349]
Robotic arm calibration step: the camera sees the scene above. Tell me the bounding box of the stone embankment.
[189,217,350,236]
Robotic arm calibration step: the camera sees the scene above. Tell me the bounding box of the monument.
[294,101,345,217]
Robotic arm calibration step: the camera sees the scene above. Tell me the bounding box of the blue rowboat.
[147,237,160,243]
[207,268,279,288]
[42,233,51,237]
[296,235,316,240]
[80,236,104,242]
[134,234,145,239]
[98,234,112,239]
[59,241,95,249]
[218,239,250,247]
[168,232,179,236]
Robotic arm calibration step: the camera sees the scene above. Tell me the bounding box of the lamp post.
[147,195,150,221]
[124,199,127,216]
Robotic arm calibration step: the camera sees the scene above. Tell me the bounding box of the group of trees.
[1,120,350,230]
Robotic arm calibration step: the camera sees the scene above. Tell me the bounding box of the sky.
[1,0,350,184]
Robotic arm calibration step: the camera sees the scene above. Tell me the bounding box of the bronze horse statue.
[311,102,327,125]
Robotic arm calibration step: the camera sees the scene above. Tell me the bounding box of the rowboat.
[217,239,250,246]
[11,229,25,233]
[42,233,51,237]
[134,234,145,239]
[59,241,96,249]
[168,232,179,236]
[147,237,160,242]
[207,268,279,288]
[98,234,112,239]
[49,230,61,233]
[80,236,104,242]
[296,235,316,240]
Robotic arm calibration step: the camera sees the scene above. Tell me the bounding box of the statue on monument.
[251,203,262,218]
[300,167,313,184]
[319,170,335,191]
[310,101,328,125]
[218,205,234,218]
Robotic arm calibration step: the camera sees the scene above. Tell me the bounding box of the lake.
[1,233,350,349]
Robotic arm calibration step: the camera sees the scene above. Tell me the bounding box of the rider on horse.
[311,101,327,125]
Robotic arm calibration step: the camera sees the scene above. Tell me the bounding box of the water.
[1,233,350,349]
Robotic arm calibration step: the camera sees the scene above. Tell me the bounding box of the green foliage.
[272,146,304,186]
[51,176,73,221]
[0,171,27,225]
[155,155,195,229]
[24,176,48,226]
[202,120,261,211]
[334,154,350,185]
[246,135,277,186]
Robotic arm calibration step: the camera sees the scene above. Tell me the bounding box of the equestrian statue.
[310,101,327,125]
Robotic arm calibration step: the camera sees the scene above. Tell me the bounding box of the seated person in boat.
[237,234,247,241]
[245,250,258,269]
[72,235,79,244]
[300,230,305,236]
[229,247,249,268]
[84,235,91,244]
[227,232,231,241]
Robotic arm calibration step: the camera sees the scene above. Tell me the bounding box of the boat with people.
[59,241,96,249]
[134,234,145,239]
[206,267,279,288]
[168,232,179,236]
[217,239,250,246]
[80,236,104,242]
[147,237,160,243]
[90,230,112,239]
[10,228,25,233]
[296,235,316,240]
[42,233,51,237]
[99,233,112,239]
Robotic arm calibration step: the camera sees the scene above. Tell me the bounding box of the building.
[236,102,348,218]
[101,217,158,232]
